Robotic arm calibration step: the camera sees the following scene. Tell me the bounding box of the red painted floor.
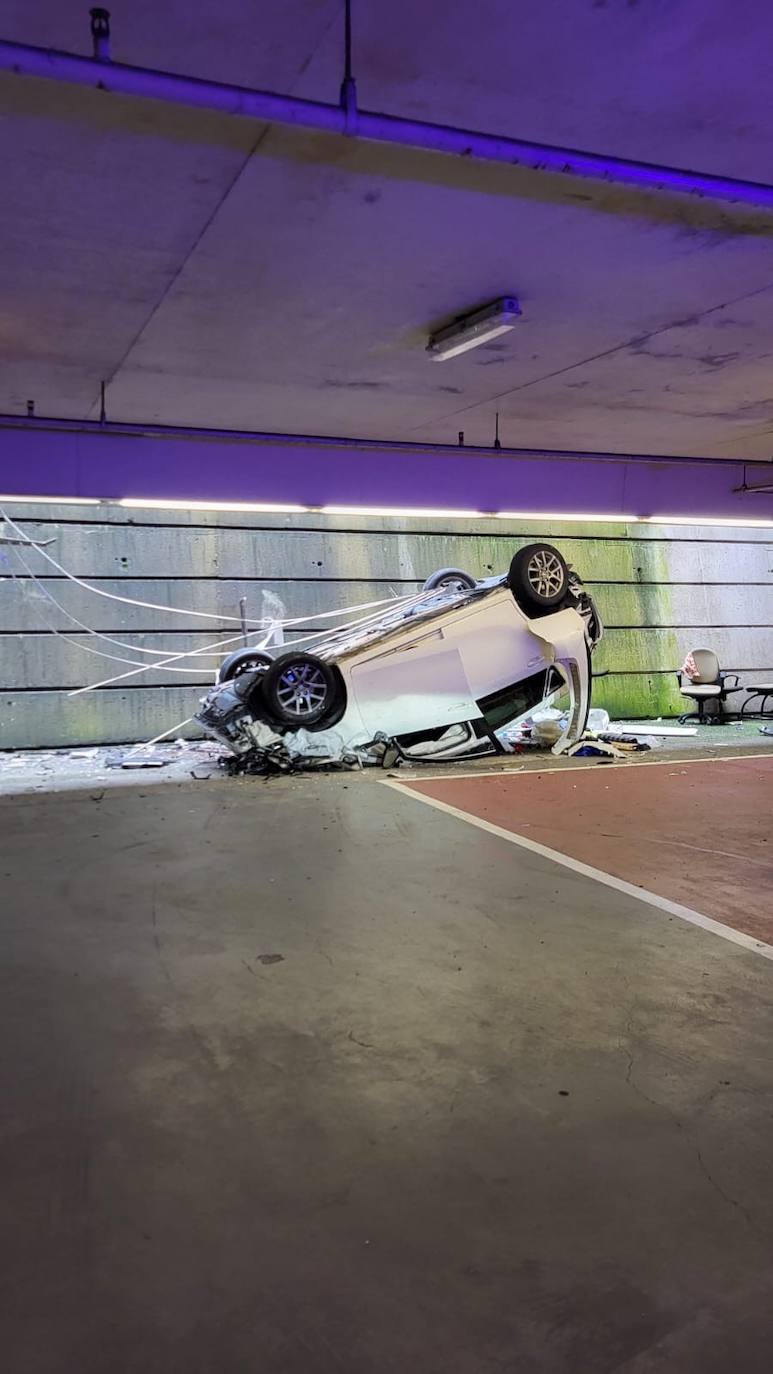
[406,756,773,943]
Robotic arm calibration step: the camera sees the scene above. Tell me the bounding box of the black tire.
[218,648,273,683]
[423,568,477,592]
[508,543,569,614]
[261,652,339,729]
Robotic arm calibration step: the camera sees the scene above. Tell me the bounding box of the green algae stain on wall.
[592,668,681,719]
[406,522,684,719]
[585,529,682,718]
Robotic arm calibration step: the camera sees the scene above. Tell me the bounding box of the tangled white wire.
[67,590,429,696]
[0,508,418,629]
[0,510,428,696]
[8,541,232,673]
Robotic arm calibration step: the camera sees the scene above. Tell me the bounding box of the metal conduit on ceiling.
[2,6,773,210]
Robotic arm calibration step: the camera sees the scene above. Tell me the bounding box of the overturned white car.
[196,543,602,763]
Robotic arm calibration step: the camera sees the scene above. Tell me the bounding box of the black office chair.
[740,681,773,718]
[676,649,744,725]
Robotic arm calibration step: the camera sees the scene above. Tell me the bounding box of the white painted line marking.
[383,778,773,964]
[391,750,773,783]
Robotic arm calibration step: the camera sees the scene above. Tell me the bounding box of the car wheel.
[508,543,569,614]
[218,648,273,683]
[261,653,339,729]
[423,568,477,592]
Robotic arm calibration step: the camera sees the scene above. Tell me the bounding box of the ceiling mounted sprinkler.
[89,7,111,62]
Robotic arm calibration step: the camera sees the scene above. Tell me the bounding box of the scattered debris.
[0,710,769,799]
[222,747,295,777]
[221,741,363,777]
[529,708,565,747]
[214,719,397,776]
[0,739,225,795]
[562,736,631,760]
[105,749,171,769]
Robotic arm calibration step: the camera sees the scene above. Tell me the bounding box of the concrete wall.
[2,501,773,748]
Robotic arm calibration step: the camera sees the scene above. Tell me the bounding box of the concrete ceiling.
[3,0,773,458]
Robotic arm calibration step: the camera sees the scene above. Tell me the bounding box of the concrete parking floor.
[2,773,773,1372]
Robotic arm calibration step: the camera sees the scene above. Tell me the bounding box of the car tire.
[261,652,340,729]
[218,648,273,683]
[508,543,569,615]
[423,568,477,592]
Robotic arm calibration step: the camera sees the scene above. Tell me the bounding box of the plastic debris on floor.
[496,707,651,760]
[0,740,227,795]
[105,748,174,768]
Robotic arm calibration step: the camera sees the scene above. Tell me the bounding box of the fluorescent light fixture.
[118,498,309,513]
[427,297,521,361]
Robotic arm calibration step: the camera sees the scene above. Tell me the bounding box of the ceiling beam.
[1,416,772,526]
[3,33,773,211]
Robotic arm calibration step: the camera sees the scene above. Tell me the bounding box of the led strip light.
[1,496,772,528]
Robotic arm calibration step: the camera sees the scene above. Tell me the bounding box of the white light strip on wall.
[641,514,773,528]
[493,510,641,523]
[2,495,773,528]
[320,504,485,518]
[118,497,309,513]
[0,493,101,505]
